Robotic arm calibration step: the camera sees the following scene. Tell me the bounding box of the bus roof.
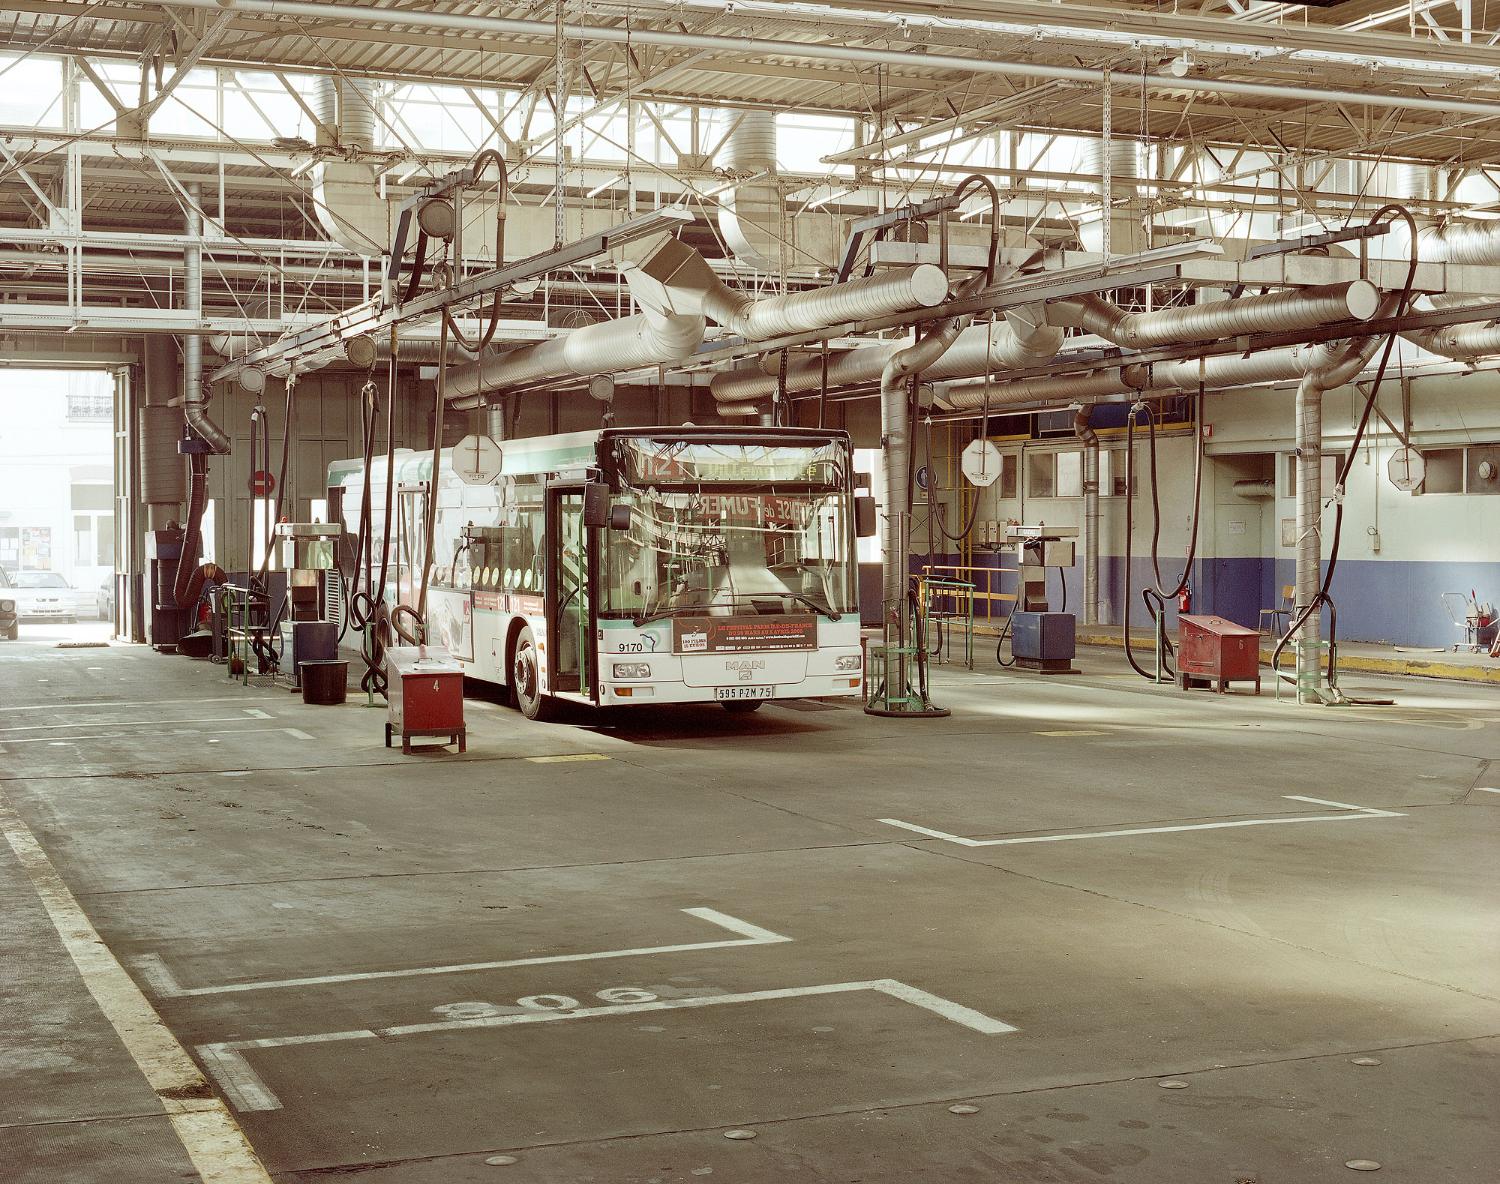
[327,425,850,488]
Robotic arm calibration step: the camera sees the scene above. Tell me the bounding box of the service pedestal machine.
[275,521,341,689]
[1007,525,1078,674]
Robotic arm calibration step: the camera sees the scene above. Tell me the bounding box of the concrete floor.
[1,632,1497,1182]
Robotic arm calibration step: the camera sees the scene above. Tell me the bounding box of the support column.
[1075,406,1100,626]
[1294,373,1322,702]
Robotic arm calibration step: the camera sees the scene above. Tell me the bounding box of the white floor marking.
[0,716,264,734]
[1473,787,1500,795]
[0,789,272,1182]
[1,726,301,748]
[198,978,1017,1112]
[134,907,793,998]
[0,696,267,714]
[879,796,1404,848]
[242,708,271,720]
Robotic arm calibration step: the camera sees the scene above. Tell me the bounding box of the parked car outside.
[97,577,115,621]
[0,569,17,639]
[10,570,80,624]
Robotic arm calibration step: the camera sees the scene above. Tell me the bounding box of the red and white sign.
[248,469,276,496]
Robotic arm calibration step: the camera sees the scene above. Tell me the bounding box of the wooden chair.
[1258,584,1295,637]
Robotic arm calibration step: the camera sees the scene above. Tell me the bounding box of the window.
[1465,446,1500,496]
[1026,451,1056,498]
[998,453,1017,500]
[1283,452,1345,497]
[1056,451,1083,498]
[96,515,115,566]
[67,392,113,421]
[1421,448,1464,494]
[252,498,277,570]
[75,515,91,564]
[1102,449,1127,497]
[71,483,113,512]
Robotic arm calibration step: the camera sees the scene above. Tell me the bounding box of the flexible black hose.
[173,453,208,609]
[953,174,1001,285]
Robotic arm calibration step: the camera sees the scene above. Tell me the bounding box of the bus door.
[545,485,593,697]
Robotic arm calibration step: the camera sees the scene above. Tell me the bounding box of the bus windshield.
[602,487,856,623]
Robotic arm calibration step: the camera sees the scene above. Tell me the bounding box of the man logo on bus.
[681,630,708,652]
[724,658,766,682]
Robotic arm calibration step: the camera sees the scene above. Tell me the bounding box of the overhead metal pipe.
[1047,280,1380,349]
[444,309,705,401]
[713,309,1059,405]
[147,0,1500,120]
[1403,319,1500,359]
[629,236,951,346]
[181,183,229,454]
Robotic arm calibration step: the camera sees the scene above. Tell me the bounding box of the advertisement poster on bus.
[672,615,816,654]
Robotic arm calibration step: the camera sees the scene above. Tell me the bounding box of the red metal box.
[385,645,466,752]
[1177,614,1261,695]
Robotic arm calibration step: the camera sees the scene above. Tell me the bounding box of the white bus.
[329,426,872,720]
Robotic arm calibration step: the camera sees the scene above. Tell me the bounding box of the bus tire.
[512,626,556,722]
[721,699,764,714]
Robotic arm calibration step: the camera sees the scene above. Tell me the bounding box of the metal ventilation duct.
[711,310,1060,406]
[717,109,782,271]
[310,76,388,258]
[313,76,377,150]
[626,235,950,341]
[1047,281,1380,348]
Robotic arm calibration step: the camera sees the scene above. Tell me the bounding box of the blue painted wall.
[907,550,1497,648]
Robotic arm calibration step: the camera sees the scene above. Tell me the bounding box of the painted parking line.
[0,710,272,733]
[198,978,1018,1112]
[0,696,272,713]
[133,907,791,999]
[526,753,610,764]
[0,788,272,1181]
[879,795,1404,848]
[1035,729,1109,737]
[0,726,311,749]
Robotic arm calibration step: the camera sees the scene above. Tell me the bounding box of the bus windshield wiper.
[781,593,841,621]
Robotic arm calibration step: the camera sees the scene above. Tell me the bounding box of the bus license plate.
[715,685,772,701]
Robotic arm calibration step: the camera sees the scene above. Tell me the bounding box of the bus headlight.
[835,654,862,671]
[613,662,652,679]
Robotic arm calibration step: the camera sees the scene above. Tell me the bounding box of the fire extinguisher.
[1178,585,1192,615]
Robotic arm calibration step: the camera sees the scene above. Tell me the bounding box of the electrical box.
[1177,614,1261,695]
[1011,611,1076,674]
[384,645,466,753]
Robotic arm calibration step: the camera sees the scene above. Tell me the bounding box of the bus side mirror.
[854,496,878,538]
[609,505,633,531]
[582,481,611,528]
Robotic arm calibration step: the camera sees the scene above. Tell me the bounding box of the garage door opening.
[0,369,119,646]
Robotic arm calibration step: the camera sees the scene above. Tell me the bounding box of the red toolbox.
[385,645,466,753]
[1176,614,1261,695]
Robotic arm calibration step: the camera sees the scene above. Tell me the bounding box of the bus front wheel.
[512,627,557,722]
